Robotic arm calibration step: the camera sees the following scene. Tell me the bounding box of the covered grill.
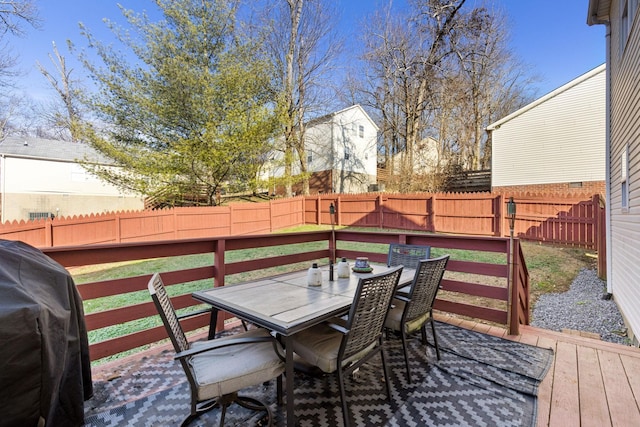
[0,240,92,426]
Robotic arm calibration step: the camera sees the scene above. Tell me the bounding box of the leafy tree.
[74,0,278,206]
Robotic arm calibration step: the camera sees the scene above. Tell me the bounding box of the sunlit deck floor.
[441,316,640,427]
[85,315,640,426]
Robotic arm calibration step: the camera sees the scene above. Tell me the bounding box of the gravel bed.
[531,268,630,345]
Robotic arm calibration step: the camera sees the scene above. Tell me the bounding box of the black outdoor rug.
[83,322,553,426]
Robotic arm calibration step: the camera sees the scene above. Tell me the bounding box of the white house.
[487,64,606,195]
[264,105,378,194]
[0,136,144,223]
[589,0,640,346]
[391,136,440,176]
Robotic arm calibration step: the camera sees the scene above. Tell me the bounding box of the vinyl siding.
[491,66,606,187]
[608,0,640,342]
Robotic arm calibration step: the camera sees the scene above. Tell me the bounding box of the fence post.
[214,238,226,333]
[427,195,434,232]
[595,194,607,279]
[509,238,520,335]
[173,209,178,239]
[269,199,274,232]
[45,218,53,247]
[115,215,121,243]
[431,194,438,233]
[378,194,383,229]
[497,194,504,237]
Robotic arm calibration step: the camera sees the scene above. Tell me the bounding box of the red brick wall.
[493,181,605,195]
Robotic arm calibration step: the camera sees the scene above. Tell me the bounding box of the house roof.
[486,63,606,131]
[0,136,110,163]
[587,0,610,25]
[306,104,379,131]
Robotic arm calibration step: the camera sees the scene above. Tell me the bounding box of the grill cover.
[0,240,92,427]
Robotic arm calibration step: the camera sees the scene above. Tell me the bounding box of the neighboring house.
[390,136,440,176]
[589,0,640,346]
[0,136,144,223]
[487,64,606,195]
[264,105,378,194]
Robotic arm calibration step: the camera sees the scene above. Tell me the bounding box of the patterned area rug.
[84,322,553,426]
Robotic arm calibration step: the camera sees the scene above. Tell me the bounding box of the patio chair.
[289,266,403,427]
[384,255,449,383]
[387,243,431,269]
[148,273,285,427]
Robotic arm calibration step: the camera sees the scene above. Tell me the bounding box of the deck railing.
[42,230,528,363]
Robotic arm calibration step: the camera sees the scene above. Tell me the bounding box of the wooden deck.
[437,315,640,427]
[89,315,640,426]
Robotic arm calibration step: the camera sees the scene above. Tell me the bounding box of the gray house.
[588,0,640,346]
[0,136,143,223]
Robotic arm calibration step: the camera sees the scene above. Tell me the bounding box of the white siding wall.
[259,105,377,194]
[327,106,377,178]
[1,156,143,222]
[492,66,606,187]
[608,0,640,344]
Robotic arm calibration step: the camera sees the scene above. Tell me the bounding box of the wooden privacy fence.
[0,197,304,247]
[1,191,603,253]
[307,192,604,250]
[42,230,528,362]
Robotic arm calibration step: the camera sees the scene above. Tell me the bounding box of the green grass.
[75,226,594,364]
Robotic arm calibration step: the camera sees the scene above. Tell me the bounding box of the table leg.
[283,334,295,426]
[208,308,219,339]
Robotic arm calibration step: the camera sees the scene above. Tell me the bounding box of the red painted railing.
[42,230,528,363]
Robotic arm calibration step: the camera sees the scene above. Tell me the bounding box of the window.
[620,0,639,56]
[307,151,313,164]
[621,1,629,56]
[621,145,629,210]
[344,148,350,160]
[359,125,364,138]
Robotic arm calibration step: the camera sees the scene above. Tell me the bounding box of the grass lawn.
[73,225,596,364]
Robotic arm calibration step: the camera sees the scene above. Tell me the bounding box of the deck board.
[599,349,640,426]
[535,336,556,427]
[620,354,640,415]
[548,341,580,425]
[577,345,611,427]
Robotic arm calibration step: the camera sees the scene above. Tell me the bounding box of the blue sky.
[11,0,604,101]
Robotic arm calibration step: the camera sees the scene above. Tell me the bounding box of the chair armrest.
[177,307,212,321]
[175,335,276,360]
[393,294,411,303]
[326,321,349,335]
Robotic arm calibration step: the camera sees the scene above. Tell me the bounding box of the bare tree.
[37,41,83,141]
[0,0,40,86]
[354,0,535,192]
[0,0,40,137]
[256,0,342,196]
[357,0,467,192]
[446,5,534,170]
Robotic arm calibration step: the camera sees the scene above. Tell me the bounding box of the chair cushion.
[291,323,376,373]
[385,299,431,335]
[189,328,284,401]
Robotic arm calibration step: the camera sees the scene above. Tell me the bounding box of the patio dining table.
[192,264,415,426]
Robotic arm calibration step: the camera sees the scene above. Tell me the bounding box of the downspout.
[588,1,613,293]
[604,22,612,293]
